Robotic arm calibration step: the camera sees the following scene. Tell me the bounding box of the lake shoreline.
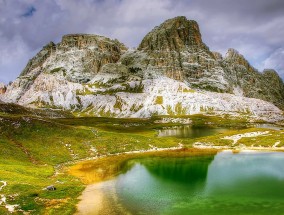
[72,148,284,215]
[69,145,284,185]
[65,123,284,214]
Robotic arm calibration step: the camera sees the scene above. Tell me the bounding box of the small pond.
[157,125,230,138]
[157,123,283,138]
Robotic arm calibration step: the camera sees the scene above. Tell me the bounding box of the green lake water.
[111,151,284,215]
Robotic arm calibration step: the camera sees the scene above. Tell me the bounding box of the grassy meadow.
[0,105,283,214]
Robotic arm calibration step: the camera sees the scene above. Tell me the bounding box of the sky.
[0,0,284,84]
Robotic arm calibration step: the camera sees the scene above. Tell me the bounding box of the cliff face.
[0,83,6,95]
[1,16,284,121]
[58,34,126,80]
[3,34,127,103]
[121,16,229,92]
[220,49,284,109]
[138,17,204,51]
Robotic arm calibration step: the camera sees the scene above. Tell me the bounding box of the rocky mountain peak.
[225,48,252,69]
[2,33,129,103]
[262,69,280,77]
[138,16,205,51]
[20,34,127,78]
[225,48,242,59]
[212,52,223,61]
[20,41,56,77]
[60,34,127,51]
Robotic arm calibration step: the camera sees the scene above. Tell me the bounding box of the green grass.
[155,96,163,105]
[83,81,144,96]
[0,115,185,214]
[76,87,93,96]
[0,111,283,214]
[183,127,284,148]
[0,116,90,214]
[50,67,62,74]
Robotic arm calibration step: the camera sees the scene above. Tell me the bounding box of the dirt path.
[6,134,39,164]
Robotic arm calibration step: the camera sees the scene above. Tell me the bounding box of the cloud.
[262,48,284,77]
[21,6,36,17]
[0,35,34,83]
[0,0,284,84]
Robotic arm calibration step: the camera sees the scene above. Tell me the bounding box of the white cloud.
[262,48,284,77]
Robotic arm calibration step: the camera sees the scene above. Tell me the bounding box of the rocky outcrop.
[59,34,127,78]
[2,34,127,103]
[212,52,223,61]
[224,48,253,71]
[138,16,205,51]
[1,16,284,121]
[120,16,229,92]
[219,49,284,109]
[0,83,6,94]
[20,42,56,77]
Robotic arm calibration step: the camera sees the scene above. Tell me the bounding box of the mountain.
[1,16,283,121]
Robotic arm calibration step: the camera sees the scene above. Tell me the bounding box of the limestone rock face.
[122,16,229,92]
[212,52,223,61]
[2,34,127,103]
[0,83,6,94]
[59,34,126,78]
[224,48,252,70]
[220,49,284,109]
[138,16,205,51]
[1,16,284,121]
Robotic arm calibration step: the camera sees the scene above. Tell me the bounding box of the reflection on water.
[157,125,229,138]
[254,123,284,130]
[141,156,213,184]
[76,151,284,215]
[115,156,214,214]
[157,124,284,138]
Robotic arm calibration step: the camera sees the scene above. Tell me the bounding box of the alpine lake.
[70,123,284,215]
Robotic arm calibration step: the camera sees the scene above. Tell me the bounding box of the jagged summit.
[60,34,127,50]
[1,16,283,120]
[20,34,127,77]
[138,16,205,51]
[126,16,219,84]
[225,48,253,71]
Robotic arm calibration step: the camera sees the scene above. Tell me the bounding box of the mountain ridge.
[1,16,283,121]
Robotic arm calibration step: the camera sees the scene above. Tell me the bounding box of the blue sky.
[0,0,283,83]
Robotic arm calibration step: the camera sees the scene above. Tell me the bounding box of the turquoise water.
[114,151,284,215]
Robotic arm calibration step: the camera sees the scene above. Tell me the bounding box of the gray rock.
[45,185,56,191]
